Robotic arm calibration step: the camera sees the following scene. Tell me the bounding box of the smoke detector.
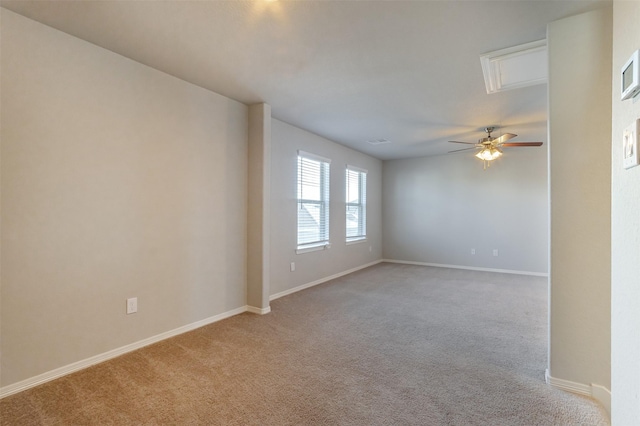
[367,138,392,145]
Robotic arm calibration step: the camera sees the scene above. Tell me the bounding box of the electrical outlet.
[471,248,476,255]
[126,297,137,314]
[290,262,295,272]
[493,249,499,257]
[369,246,372,252]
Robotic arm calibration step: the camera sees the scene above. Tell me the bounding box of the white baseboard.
[270,259,383,301]
[4,258,384,400]
[246,305,271,315]
[0,305,252,399]
[545,370,611,417]
[383,259,549,277]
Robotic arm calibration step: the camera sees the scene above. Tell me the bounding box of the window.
[297,151,331,252]
[346,166,367,242]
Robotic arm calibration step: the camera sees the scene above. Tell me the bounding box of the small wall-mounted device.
[621,49,640,101]
[623,119,640,169]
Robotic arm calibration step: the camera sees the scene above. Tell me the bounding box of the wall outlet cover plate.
[126,297,138,314]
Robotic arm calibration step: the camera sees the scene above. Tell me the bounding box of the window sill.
[346,238,367,245]
[296,243,331,255]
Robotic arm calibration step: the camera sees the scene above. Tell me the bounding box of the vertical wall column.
[611,1,640,423]
[547,7,612,414]
[247,103,271,313]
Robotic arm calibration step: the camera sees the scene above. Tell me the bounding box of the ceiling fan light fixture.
[475,147,502,161]
[448,127,541,169]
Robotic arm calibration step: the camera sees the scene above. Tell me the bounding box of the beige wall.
[382,133,549,274]
[4,6,631,417]
[547,6,612,394]
[247,103,271,311]
[611,1,640,423]
[1,9,248,386]
[269,119,382,297]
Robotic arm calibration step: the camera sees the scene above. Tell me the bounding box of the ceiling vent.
[367,138,392,145]
[480,40,547,94]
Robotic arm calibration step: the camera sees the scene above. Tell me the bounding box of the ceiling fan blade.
[492,133,517,144]
[448,140,477,144]
[501,142,543,147]
[448,147,477,153]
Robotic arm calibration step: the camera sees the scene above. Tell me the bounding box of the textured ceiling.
[1,0,610,160]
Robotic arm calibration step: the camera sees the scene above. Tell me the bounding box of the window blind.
[346,166,367,241]
[297,151,331,248]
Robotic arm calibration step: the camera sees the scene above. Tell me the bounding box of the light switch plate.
[623,119,640,169]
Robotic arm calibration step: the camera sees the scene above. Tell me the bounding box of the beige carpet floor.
[1,263,609,425]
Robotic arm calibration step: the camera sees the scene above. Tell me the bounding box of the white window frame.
[346,165,367,244]
[296,150,331,254]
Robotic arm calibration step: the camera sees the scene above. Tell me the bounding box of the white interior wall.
[547,6,612,400]
[1,9,249,387]
[611,1,640,423]
[269,119,382,297]
[382,136,549,275]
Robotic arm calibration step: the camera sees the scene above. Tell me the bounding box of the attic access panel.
[480,40,547,94]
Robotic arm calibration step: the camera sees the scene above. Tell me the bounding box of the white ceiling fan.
[448,127,543,169]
